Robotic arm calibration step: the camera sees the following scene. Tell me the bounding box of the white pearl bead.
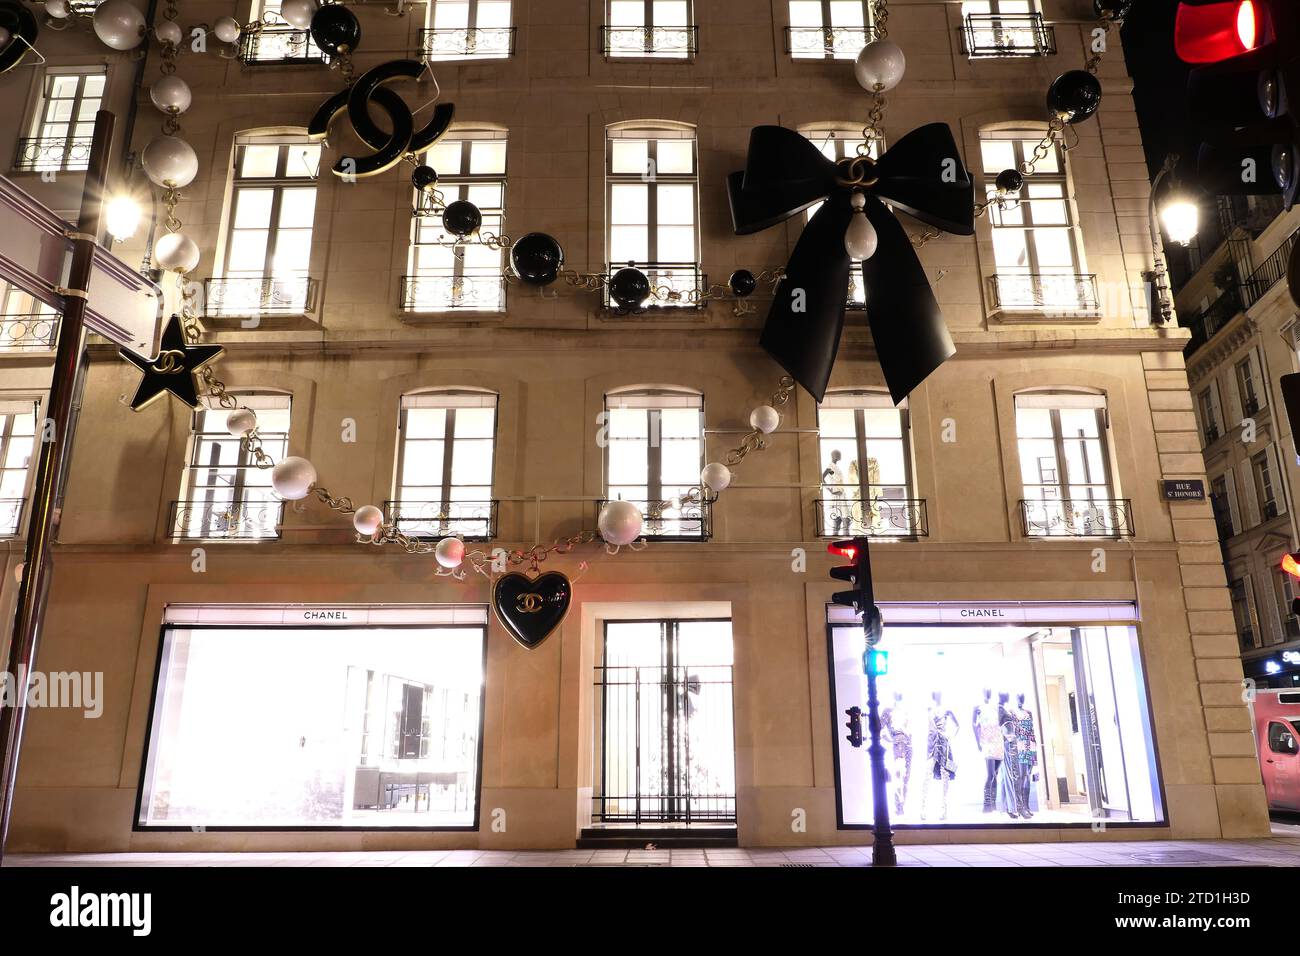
[701,462,731,493]
[271,456,316,500]
[598,499,644,546]
[353,505,384,536]
[435,536,466,568]
[225,408,257,437]
[855,39,906,93]
[749,405,780,434]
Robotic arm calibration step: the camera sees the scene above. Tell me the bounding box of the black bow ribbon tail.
[728,123,974,404]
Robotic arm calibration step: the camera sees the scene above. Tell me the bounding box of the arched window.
[604,386,706,539]
[606,123,699,308]
[211,133,321,318]
[175,392,291,540]
[1014,389,1128,537]
[405,128,508,313]
[979,127,1093,315]
[816,390,923,538]
[392,389,499,540]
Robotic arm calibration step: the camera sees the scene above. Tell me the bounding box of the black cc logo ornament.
[307,59,454,179]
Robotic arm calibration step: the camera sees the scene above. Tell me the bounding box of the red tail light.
[1175,0,1268,63]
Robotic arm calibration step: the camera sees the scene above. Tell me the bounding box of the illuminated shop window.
[827,605,1166,827]
[392,390,498,540]
[138,605,486,829]
[406,129,508,312]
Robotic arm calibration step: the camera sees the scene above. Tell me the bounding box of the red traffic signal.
[1176,0,1269,63]
[827,540,858,562]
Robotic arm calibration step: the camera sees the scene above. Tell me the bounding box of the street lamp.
[1144,154,1199,326]
[104,193,142,243]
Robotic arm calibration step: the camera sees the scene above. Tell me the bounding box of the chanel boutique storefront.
[828,602,1166,829]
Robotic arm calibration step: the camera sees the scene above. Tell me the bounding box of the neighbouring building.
[1174,194,1300,692]
[0,0,1270,853]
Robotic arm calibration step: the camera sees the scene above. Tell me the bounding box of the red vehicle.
[1253,690,1300,811]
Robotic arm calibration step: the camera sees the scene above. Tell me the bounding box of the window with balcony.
[604,388,707,539]
[406,130,507,313]
[1210,472,1238,541]
[786,1,873,60]
[606,124,700,308]
[803,127,877,307]
[1251,446,1283,523]
[423,0,514,60]
[1197,382,1223,444]
[961,1,1054,58]
[980,130,1094,315]
[392,390,498,540]
[241,1,325,64]
[209,137,320,318]
[174,393,290,540]
[1235,351,1264,418]
[1231,576,1258,651]
[0,401,36,537]
[1015,391,1130,537]
[604,1,696,58]
[816,390,923,538]
[15,68,105,173]
[0,283,58,352]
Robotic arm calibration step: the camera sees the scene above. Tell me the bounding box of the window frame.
[1252,446,1282,522]
[1236,351,1263,416]
[786,1,874,61]
[1197,382,1223,443]
[406,129,509,313]
[1230,575,1259,651]
[423,0,515,61]
[241,0,326,64]
[960,0,1054,59]
[0,400,38,537]
[392,390,500,541]
[18,67,107,173]
[604,124,701,309]
[604,0,697,59]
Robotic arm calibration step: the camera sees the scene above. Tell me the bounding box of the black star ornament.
[121,315,224,411]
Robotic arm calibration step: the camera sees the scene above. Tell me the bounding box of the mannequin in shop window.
[921,691,959,821]
[999,691,1039,819]
[973,688,1004,814]
[881,690,913,815]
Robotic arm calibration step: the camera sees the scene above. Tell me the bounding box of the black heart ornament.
[493,571,571,649]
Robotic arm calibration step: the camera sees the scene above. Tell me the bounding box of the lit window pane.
[228,231,269,272]
[401,440,445,484]
[233,189,274,228]
[405,408,447,439]
[610,226,648,264]
[1033,229,1075,268]
[654,1,688,25]
[454,407,495,438]
[611,140,649,175]
[656,184,695,224]
[829,1,865,27]
[610,184,648,225]
[272,230,311,274]
[658,407,700,437]
[789,1,823,27]
[240,144,281,177]
[277,189,317,229]
[427,141,463,174]
[657,225,695,260]
[980,140,1015,173]
[469,140,507,175]
[607,407,648,438]
[655,140,694,174]
[611,1,645,26]
[450,442,493,485]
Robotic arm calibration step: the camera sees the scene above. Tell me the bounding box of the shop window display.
[829,607,1165,826]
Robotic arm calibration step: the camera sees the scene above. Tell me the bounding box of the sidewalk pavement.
[5,821,1300,867]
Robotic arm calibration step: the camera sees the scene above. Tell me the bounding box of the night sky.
[1120,0,1194,178]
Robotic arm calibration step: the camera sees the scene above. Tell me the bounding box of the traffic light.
[1176,0,1300,206]
[845,706,864,748]
[864,647,890,677]
[1281,551,1300,616]
[828,538,873,612]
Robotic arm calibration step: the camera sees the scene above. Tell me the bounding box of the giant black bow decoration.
[729,123,974,404]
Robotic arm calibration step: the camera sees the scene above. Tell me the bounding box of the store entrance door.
[594,619,735,825]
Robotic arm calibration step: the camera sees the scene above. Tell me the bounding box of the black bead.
[309,4,361,56]
[608,267,650,310]
[510,232,565,286]
[411,165,438,191]
[728,269,757,297]
[1047,70,1102,124]
[994,168,1023,194]
[441,199,482,238]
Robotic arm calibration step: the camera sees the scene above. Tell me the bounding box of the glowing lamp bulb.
[1237,0,1257,49]
[1159,194,1200,247]
[104,194,142,242]
[844,191,878,260]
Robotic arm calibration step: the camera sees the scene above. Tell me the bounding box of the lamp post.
[1144,153,1200,326]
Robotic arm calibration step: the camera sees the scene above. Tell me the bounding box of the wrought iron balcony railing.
[383,499,498,540]
[0,313,58,351]
[239,16,326,64]
[13,136,94,173]
[962,13,1055,58]
[170,498,284,540]
[813,494,928,538]
[1239,224,1300,310]
[1184,285,1244,352]
[597,498,711,541]
[0,498,25,537]
[204,276,317,317]
[784,25,875,59]
[988,273,1100,314]
[1020,497,1134,538]
[1185,225,1299,355]
[399,272,506,313]
[604,262,705,311]
[601,24,698,58]
[419,26,516,60]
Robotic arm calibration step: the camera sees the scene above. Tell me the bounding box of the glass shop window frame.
[605,124,701,310]
[392,389,500,541]
[406,129,509,313]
